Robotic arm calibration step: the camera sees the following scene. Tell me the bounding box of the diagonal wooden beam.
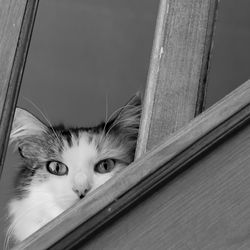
[0,0,39,178]
[136,0,218,157]
[14,79,250,250]
[80,82,250,250]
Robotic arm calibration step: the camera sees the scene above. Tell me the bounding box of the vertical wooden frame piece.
[0,0,39,178]
[136,0,218,157]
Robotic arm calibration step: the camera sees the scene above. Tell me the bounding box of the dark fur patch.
[14,164,35,199]
[60,130,73,147]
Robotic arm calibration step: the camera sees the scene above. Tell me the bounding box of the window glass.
[206,0,250,107]
[0,0,159,247]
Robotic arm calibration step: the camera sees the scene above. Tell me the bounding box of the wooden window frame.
[2,0,249,250]
[0,0,39,178]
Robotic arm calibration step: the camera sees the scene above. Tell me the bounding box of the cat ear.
[107,93,142,139]
[10,107,47,144]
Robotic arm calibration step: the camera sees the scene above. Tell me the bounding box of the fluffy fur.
[6,95,141,246]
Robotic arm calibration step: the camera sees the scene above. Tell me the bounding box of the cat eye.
[46,161,68,176]
[94,159,116,174]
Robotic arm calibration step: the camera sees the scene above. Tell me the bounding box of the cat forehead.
[61,132,97,165]
[60,130,129,165]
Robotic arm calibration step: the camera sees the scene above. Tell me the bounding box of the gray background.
[0,0,250,246]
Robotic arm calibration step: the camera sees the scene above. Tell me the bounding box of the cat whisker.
[100,104,139,144]
[99,93,110,144]
[105,93,109,129]
[22,97,63,149]
[105,108,141,138]
[4,223,15,250]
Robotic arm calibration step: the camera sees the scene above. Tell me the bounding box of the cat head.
[10,94,141,210]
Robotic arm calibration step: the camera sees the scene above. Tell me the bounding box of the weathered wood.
[0,0,39,178]
[136,0,218,157]
[14,80,250,250]
[80,115,250,250]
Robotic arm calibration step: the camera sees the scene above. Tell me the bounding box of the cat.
[6,94,141,246]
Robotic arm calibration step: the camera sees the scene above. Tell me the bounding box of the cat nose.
[73,173,91,199]
[73,187,89,199]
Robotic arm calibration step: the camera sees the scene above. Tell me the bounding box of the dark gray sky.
[0,0,250,246]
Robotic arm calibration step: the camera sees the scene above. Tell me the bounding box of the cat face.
[10,95,141,211]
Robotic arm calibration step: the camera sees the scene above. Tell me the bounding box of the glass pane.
[0,0,159,248]
[206,0,250,107]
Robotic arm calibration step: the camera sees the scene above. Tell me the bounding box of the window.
[0,0,250,249]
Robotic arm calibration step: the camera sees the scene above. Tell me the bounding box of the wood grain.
[136,0,218,157]
[14,80,250,250]
[0,0,39,178]
[80,116,250,250]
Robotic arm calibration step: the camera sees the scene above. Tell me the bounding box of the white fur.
[7,102,139,246]
[8,133,119,243]
[8,185,63,242]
